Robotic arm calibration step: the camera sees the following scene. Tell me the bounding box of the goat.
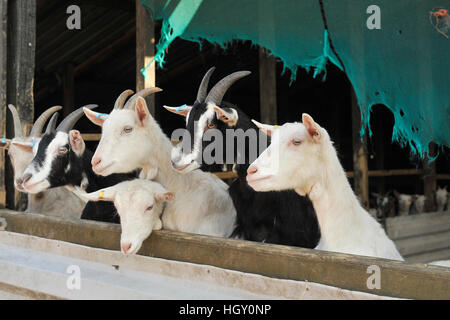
[0,104,84,217]
[393,191,413,216]
[246,114,403,260]
[163,67,320,247]
[73,179,173,254]
[21,105,135,223]
[436,186,448,212]
[371,191,396,220]
[83,89,236,253]
[410,194,426,215]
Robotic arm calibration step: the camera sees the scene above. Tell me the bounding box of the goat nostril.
[22,173,32,183]
[247,166,257,175]
[121,242,132,254]
[15,178,23,186]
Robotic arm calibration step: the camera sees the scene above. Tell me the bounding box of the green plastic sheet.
[143,0,450,158]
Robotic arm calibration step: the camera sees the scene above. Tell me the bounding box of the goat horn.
[29,106,62,137]
[7,104,23,137]
[56,104,98,133]
[114,89,134,109]
[196,67,216,103]
[123,87,162,110]
[44,112,59,135]
[205,71,251,105]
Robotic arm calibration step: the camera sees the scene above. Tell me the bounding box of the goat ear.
[11,140,33,153]
[69,130,85,157]
[135,97,150,126]
[0,138,11,149]
[213,105,238,126]
[83,107,107,127]
[302,113,321,142]
[74,186,116,202]
[156,191,174,202]
[251,119,276,137]
[163,105,191,117]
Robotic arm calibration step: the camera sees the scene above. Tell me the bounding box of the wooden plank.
[136,0,156,117]
[396,230,450,257]
[213,171,238,179]
[6,0,36,210]
[0,0,7,208]
[387,217,450,240]
[258,47,277,124]
[423,143,437,211]
[386,211,450,225]
[405,248,450,264]
[0,209,449,299]
[351,90,369,209]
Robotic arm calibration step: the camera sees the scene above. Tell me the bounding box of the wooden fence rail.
[1,209,449,300]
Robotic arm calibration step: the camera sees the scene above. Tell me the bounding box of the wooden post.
[374,113,386,194]
[136,0,156,117]
[258,47,277,124]
[62,62,75,117]
[6,0,36,210]
[351,90,369,209]
[423,143,437,212]
[0,0,7,208]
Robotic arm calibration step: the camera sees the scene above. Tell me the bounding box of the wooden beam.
[258,47,277,124]
[423,143,437,212]
[0,0,7,208]
[136,0,156,117]
[1,209,449,300]
[351,90,369,209]
[62,62,74,117]
[6,0,36,210]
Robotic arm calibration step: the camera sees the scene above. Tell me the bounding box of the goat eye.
[207,123,216,129]
[146,205,153,211]
[58,147,68,154]
[292,139,302,146]
[122,126,133,134]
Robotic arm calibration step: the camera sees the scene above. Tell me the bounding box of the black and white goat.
[21,105,135,223]
[1,104,84,217]
[164,67,320,247]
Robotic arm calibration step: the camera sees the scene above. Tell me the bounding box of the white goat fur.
[2,136,84,218]
[411,194,426,215]
[84,97,236,251]
[394,192,413,216]
[436,186,448,212]
[75,179,173,255]
[247,114,403,260]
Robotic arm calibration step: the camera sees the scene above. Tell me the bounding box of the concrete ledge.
[0,209,449,299]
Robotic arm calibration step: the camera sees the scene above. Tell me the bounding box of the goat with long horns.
[0,104,85,217]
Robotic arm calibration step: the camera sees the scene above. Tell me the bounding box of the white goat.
[83,89,236,253]
[74,179,173,254]
[1,105,84,217]
[411,194,426,215]
[246,114,403,260]
[393,191,413,216]
[436,186,448,212]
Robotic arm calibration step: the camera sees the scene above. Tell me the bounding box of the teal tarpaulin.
[143,0,450,158]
